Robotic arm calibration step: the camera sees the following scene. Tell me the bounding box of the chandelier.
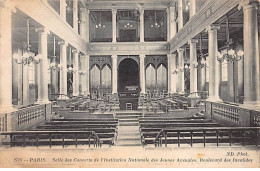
[150,10,162,28]
[96,11,105,29]
[194,33,207,68]
[217,17,244,63]
[13,19,42,65]
[124,11,133,28]
[49,36,62,71]
[67,47,77,73]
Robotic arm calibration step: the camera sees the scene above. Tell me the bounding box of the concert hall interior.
[0,0,260,149]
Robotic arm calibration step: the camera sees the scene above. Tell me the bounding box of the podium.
[118,86,140,110]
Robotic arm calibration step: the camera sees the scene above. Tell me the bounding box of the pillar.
[178,0,184,30]
[169,5,177,39]
[36,28,49,103]
[60,0,66,21]
[140,54,146,94]
[198,61,206,91]
[0,5,14,112]
[112,55,118,94]
[73,0,78,33]
[171,53,178,93]
[72,49,79,96]
[189,39,198,96]
[240,0,260,105]
[23,62,29,105]
[207,25,221,101]
[177,48,185,93]
[139,8,144,42]
[190,0,196,18]
[167,54,171,93]
[58,41,68,98]
[86,55,90,95]
[79,8,89,41]
[112,9,117,42]
[80,55,86,95]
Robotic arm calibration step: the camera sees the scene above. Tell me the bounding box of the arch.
[118,58,139,91]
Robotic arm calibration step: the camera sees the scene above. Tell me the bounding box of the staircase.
[115,111,143,146]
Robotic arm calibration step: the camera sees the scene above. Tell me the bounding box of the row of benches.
[0,118,119,148]
[138,115,260,147]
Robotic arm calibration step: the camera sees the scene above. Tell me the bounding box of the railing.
[251,110,260,127]
[0,130,102,148]
[154,127,260,147]
[0,103,52,131]
[0,114,7,132]
[211,102,251,127]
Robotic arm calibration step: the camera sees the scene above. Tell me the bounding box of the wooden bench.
[153,127,260,147]
[0,131,103,148]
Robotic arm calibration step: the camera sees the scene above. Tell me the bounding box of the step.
[119,119,139,122]
[116,113,142,116]
[116,115,141,119]
[119,122,139,126]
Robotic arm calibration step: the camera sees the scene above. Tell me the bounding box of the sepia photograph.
[0,0,259,168]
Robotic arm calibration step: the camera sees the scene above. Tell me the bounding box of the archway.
[118,58,140,110]
[118,58,139,91]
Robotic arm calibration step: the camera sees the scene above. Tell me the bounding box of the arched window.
[157,64,167,91]
[145,64,156,90]
[90,65,100,88]
[101,65,112,88]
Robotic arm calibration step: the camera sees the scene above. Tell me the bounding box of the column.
[189,39,198,96]
[189,0,196,18]
[86,55,90,95]
[58,41,68,98]
[79,8,89,41]
[0,5,14,112]
[177,48,185,93]
[207,25,221,101]
[73,0,78,33]
[23,63,29,105]
[240,0,260,105]
[51,64,58,94]
[60,0,66,20]
[234,43,244,103]
[112,9,117,42]
[112,55,118,94]
[167,54,171,93]
[166,8,170,41]
[36,28,49,103]
[199,61,206,91]
[171,53,177,93]
[169,5,177,39]
[72,49,79,96]
[140,54,146,94]
[178,0,184,30]
[139,8,144,42]
[81,55,87,95]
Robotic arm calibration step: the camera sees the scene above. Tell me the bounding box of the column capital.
[80,8,90,14]
[139,54,146,59]
[177,47,185,53]
[58,40,67,46]
[35,27,50,35]
[188,39,198,45]
[112,9,117,15]
[112,55,117,59]
[206,25,220,32]
[238,0,259,10]
[72,49,78,54]
[139,8,144,15]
